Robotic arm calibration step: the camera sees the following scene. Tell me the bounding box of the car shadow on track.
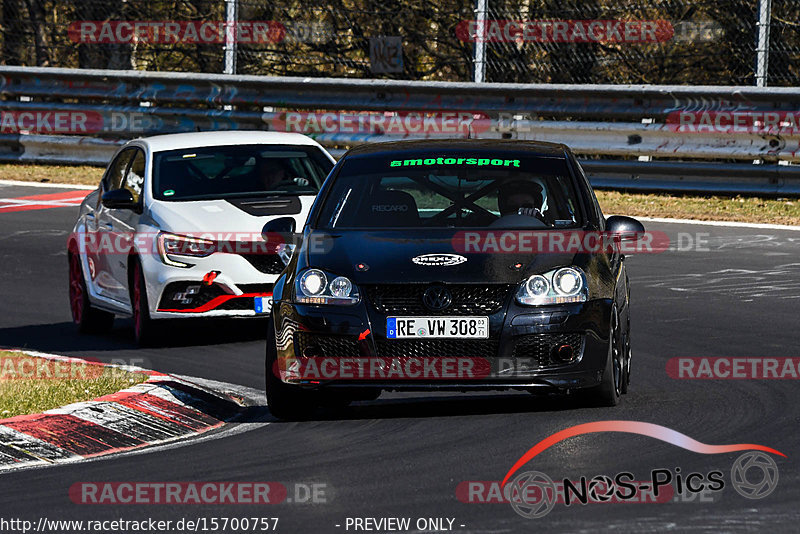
[0,318,269,352]
[246,391,608,424]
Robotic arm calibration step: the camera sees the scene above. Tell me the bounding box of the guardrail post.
[224,0,238,75]
[473,0,488,83]
[756,0,772,87]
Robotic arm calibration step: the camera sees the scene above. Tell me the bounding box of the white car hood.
[147,196,315,239]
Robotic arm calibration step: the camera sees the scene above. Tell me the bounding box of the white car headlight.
[516,267,587,305]
[296,269,359,305]
[157,232,215,268]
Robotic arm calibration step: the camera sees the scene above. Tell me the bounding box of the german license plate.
[386,317,489,339]
[254,296,273,314]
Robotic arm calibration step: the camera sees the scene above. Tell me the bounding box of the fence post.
[224,0,238,75]
[473,0,487,83]
[755,0,772,87]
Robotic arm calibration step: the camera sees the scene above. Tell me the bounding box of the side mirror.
[101,188,137,210]
[262,217,299,265]
[606,215,645,243]
[261,216,296,239]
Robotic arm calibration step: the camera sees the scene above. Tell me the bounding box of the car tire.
[68,250,114,334]
[621,331,631,395]
[346,388,382,402]
[320,387,382,409]
[265,321,318,420]
[622,280,632,394]
[320,392,353,409]
[131,259,158,346]
[589,310,622,407]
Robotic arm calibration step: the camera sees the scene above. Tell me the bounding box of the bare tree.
[71,0,133,69]
[23,0,52,65]
[2,0,26,65]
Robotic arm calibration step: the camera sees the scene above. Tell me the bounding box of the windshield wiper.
[164,191,316,201]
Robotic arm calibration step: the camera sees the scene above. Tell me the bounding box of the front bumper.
[271,297,613,391]
[141,250,279,319]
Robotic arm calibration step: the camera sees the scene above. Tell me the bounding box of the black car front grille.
[294,333,362,358]
[294,329,580,370]
[375,338,500,359]
[513,333,584,368]
[364,284,512,316]
[240,254,286,275]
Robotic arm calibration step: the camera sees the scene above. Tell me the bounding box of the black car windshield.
[316,151,583,229]
[152,144,333,201]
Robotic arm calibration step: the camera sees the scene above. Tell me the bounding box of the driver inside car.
[257,158,290,190]
[257,158,310,191]
[496,180,548,223]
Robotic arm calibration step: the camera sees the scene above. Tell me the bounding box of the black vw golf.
[263,140,645,419]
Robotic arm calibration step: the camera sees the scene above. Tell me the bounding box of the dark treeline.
[1,0,798,85]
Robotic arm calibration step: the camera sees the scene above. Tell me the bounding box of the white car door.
[95,147,139,303]
[107,148,147,304]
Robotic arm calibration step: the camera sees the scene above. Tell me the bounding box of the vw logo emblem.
[423,286,452,311]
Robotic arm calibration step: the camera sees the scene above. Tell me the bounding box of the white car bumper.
[141,249,279,319]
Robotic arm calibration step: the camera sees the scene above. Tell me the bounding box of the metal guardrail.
[1,66,800,195]
[4,133,798,196]
[4,66,800,118]
[582,159,800,196]
[0,134,120,166]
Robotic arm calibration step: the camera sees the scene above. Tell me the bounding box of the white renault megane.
[67,131,335,344]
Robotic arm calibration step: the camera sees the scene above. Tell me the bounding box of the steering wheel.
[268,177,312,191]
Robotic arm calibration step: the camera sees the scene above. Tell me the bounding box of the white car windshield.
[152,144,333,201]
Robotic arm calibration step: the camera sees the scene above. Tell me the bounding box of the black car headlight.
[295,268,360,305]
[516,267,587,305]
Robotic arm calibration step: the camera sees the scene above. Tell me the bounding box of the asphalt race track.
[1,182,799,532]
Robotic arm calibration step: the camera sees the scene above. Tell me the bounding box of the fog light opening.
[303,345,323,359]
[555,344,575,362]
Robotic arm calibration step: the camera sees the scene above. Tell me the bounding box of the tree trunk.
[2,0,25,65]
[23,0,51,66]
[72,0,132,69]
